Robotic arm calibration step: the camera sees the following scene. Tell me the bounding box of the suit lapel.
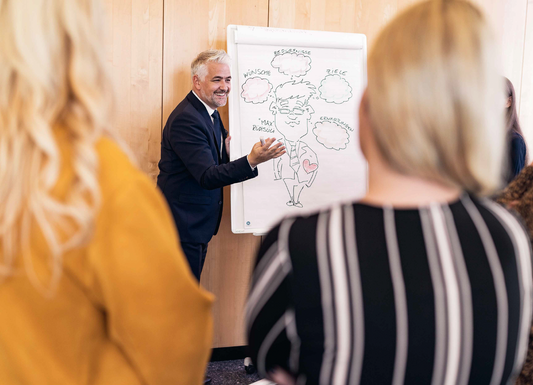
[187,91,215,131]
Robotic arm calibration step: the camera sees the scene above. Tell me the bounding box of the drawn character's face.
[270,97,314,142]
[193,62,231,110]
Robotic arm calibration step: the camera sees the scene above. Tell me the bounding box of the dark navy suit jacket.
[507,131,527,182]
[157,91,258,243]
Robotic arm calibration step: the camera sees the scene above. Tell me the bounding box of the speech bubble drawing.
[241,77,273,104]
[319,74,352,104]
[271,53,311,77]
[313,120,350,150]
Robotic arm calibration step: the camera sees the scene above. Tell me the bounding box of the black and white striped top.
[246,194,533,385]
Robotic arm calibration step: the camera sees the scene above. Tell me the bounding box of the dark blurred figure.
[506,77,528,182]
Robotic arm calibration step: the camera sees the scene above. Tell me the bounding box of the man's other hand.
[225,135,231,157]
[247,138,285,168]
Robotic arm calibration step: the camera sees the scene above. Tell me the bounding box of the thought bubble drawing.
[271,53,311,77]
[241,77,273,104]
[319,75,352,104]
[313,121,350,150]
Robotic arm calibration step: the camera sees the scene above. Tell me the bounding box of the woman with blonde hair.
[246,1,532,384]
[0,0,213,384]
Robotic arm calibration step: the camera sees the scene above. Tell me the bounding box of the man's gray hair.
[191,50,231,80]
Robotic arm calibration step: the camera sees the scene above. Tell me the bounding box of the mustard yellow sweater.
[0,134,213,384]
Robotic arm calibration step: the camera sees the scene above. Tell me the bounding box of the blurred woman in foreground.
[0,0,212,384]
[246,1,533,384]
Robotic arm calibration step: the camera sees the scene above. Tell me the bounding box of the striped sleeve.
[246,197,533,385]
[479,198,533,381]
[246,219,295,378]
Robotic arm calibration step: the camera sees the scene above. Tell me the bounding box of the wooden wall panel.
[103,0,163,182]
[269,0,358,33]
[267,0,421,49]
[162,0,268,349]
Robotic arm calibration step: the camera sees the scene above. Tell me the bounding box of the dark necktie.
[211,110,222,156]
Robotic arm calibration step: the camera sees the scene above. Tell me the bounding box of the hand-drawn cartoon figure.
[270,80,319,208]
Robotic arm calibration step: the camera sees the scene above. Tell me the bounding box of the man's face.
[271,97,314,142]
[193,62,231,110]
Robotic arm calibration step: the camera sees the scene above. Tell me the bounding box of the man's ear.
[269,101,277,114]
[192,75,200,90]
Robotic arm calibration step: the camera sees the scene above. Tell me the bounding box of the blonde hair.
[0,0,114,293]
[191,49,231,81]
[367,0,503,194]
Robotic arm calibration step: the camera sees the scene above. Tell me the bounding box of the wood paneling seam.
[267,0,271,27]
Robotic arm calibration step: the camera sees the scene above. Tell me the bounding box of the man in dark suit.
[157,50,284,282]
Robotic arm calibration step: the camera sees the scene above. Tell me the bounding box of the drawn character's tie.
[289,144,300,172]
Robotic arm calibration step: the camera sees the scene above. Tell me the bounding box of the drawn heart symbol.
[303,159,318,173]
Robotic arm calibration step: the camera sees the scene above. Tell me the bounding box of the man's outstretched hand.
[247,138,286,168]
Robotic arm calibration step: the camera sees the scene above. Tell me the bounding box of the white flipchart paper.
[228,26,368,234]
